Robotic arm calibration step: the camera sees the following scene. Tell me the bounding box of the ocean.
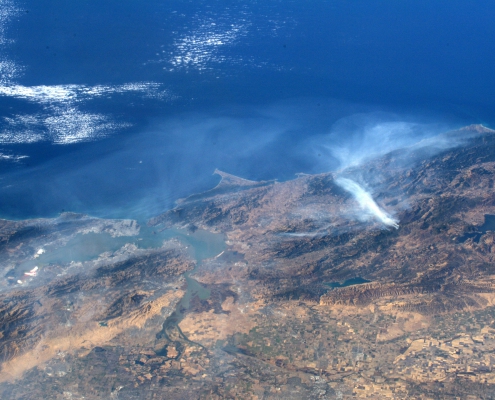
[0,0,494,220]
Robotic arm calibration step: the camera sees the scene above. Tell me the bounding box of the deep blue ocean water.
[0,0,494,220]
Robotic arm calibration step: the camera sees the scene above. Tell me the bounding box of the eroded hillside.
[2,125,495,399]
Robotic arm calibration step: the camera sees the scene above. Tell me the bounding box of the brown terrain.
[1,124,495,398]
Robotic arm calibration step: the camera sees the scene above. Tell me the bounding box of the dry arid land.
[1,125,495,399]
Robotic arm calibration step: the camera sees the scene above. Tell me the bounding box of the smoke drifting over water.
[314,114,454,172]
[0,98,475,222]
[0,102,316,219]
[308,111,483,231]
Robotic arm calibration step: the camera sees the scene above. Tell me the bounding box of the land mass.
[2,125,495,399]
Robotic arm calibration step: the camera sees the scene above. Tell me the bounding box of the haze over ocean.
[0,0,494,220]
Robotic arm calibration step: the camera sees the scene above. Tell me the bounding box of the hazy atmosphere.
[0,0,494,220]
[2,1,495,398]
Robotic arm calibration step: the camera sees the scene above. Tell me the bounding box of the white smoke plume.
[335,177,399,229]
[311,113,477,231]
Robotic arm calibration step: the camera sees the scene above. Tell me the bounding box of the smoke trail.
[314,116,453,173]
[335,177,399,229]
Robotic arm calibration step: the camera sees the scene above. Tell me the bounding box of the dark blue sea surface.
[0,0,494,220]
